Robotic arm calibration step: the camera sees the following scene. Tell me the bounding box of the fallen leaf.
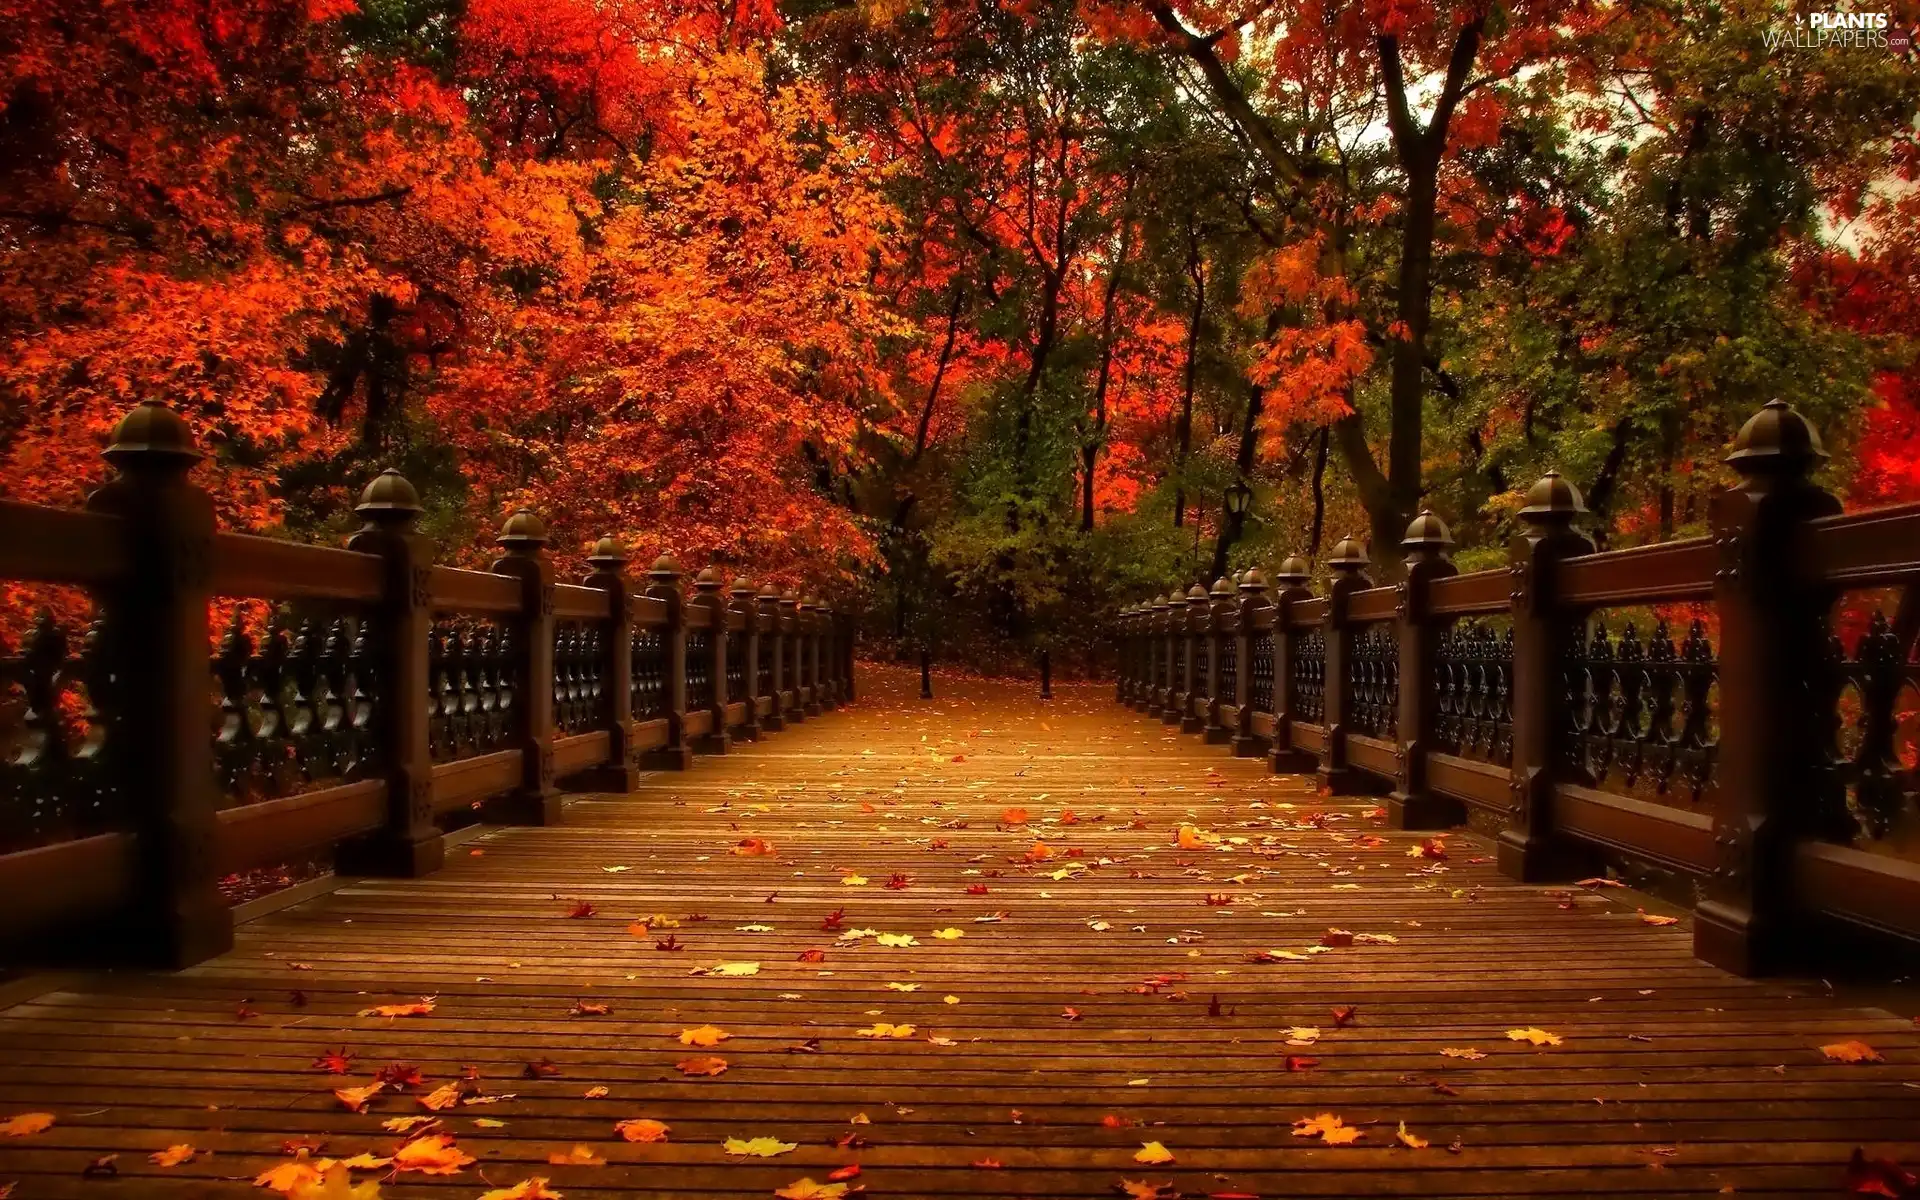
[856,1022,917,1039]
[334,1082,385,1113]
[569,1000,611,1017]
[615,1119,670,1143]
[680,1025,730,1047]
[1823,1041,1885,1064]
[1440,1047,1486,1060]
[1507,1027,1564,1046]
[358,998,436,1019]
[775,1179,852,1200]
[287,1164,383,1199]
[420,1083,463,1111]
[1114,1181,1179,1199]
[547,1144,605,1166]
[1396,1121,1429,1149]
[1135,1141,1176,1164]
[932,927,965,940]
[1637,909,1681,926]
[477,1181,564,1200]
[150,1144,196,1167]
[1846,1147,1919,1197]
[675,1057,728,1077]
[695,961,761,977]
[0,1114,52,1138]
[565,900,596,919]
[391,1134,473,1175]
[723,1136,798,1157]
[1292,1113,1361,1144]
[583,1086,609,1099]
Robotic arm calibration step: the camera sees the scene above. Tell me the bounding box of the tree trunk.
[1083,216,1133,532]
[1173,228,1204,528]
[1308,424,1329,559]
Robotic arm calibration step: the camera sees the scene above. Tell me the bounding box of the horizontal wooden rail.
[0,400,858,968]
[1110,400,1920,978]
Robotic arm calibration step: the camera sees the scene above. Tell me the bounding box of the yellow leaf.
[932,928,964,940]
[697,962,761,977]
[1134,1141,1175,1164]
[477,1181,564,1200]
[334,1153,391,1170]
[1396,1121,1429,1149]
[1506,1027,1564,1046]
[674,1057,728,1077]
[420,1083,462,1111]
[357,998,436,1019]
[1284,1027,1321,1045]
[472,1119,506,1129]
[722,1136,797,1157]
[391,1134,474,1175]
[1440,1047,1487,1059]
[546,1144,605,1166]
[583,1086,609,1099]
[1292,1112,1362,1144]
[0,1114,53,1137]
[885,982,919,992]
[943,995,961,1004]
[875,933,918,947]
[774,1179,850,1200]
[256,1158,325,1194]
[679,1025,730,1047]
[149,1144,196,1167]
[614,1118,670,1143]
[1821,1040,1884,1064]
[287,1163,384,1199]
[856,1022,917,1039]
[381,1116,435,1134]
[333,1083,385,1113]
[842,875,869,886]
[1638,909,1681,926]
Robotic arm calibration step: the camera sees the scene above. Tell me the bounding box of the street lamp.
[1224,479,1253,519]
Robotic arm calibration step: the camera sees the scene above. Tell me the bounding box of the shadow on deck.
[2,664,1918,1198]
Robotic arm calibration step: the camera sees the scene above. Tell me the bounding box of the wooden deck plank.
[2,664,1918,1197]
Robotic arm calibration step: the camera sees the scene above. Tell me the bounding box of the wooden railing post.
[1180,585,1208,733]
[839,611,858,703]
[759,587,787,732]
[731,577,763,742]
[1116,606,1133,704]
[489,509,561,823]
[1389,512,1461,829]
[1695,400,1843,974]
[781,592,807,724]
[1319,536,1373,794]
[1232,570,1271,757]
[1153,592,1175,717]
[1500,473,1596,882]
[691,568,731,754]
[1269,557,1317,773]
[805,597,828,713]
[1203,577,1234,743]
[333,469,446,879]
[83,401,233,965]
[583,536,639,792]
[641,556,693,769]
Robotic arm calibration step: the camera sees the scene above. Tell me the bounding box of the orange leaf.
[675,1057,728,1077]
[615,1118,670,1143]
[1822,1041,1885,1064]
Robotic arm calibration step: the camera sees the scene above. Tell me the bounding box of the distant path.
[1,665,1917,1197]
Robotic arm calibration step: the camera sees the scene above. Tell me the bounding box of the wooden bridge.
[1,399,1919,1197]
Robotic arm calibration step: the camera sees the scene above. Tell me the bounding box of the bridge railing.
[1114,399,1920,976]
[0,401,853,968]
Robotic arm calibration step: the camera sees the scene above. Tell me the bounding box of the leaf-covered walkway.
[2,666,1919,1198]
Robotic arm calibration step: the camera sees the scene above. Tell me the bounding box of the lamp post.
[1224,478,1253,522]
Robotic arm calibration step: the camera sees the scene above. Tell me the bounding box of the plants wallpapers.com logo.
[1763,10,1913,51]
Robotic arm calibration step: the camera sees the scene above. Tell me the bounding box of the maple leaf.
[334,1082,386,1113]
[523,1059,563,1079]
[0,1114,52,1138]
[313,1048,355,1074]
[1284,1027,1320,1045]
[1319,929,1355,947]
[1203,893,1232,906]
[1135,1141,1175,1164]
[681,1026,730,1047]
[420,1083,463,1111]
[695,961,762,976]
[655,934,685,951]
[149,1144,196,1167]
[1823,1041,1885,1064]
[732,837,775,856]
[570,1000,611,1016]
[675,1057,728,1076]
[1395,1121,1429,1149]
[565,900,595,918]
[875,933,918,947]
[885,872,912,889]
[724,1136,798,1157]
[1506,1028,1564,1046]
[932,927,964,939]
[1440,1048,1487,1060]
[1114,1180,1181,1199]
[1576,876,1626,888]
[1331,1005,1358,1027]
[971,1158,1003,1168]
[821,908,846,931]
[1284,1055,1319,1072]
[287,1164,383,1199]
[256,1157,325,1194]
[583,1086,609,1099]
[1101,1114,1135,1128]
[358,998,436,1019]
[828,1164,861,1181]
[1292,1113,1361,1144]
[547,1144,605,1165]
[391,1134,474,1175]
[478,1182,564,1200]
[856,1022,917,1038]
[376,1063,427,1090]
[615,1119,671,1143]
[798,948,827,962]
[774,1180,853,1200]
[382,1116,436,1134]
[1002,807,1030,824]
[1637,909,1681,926]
